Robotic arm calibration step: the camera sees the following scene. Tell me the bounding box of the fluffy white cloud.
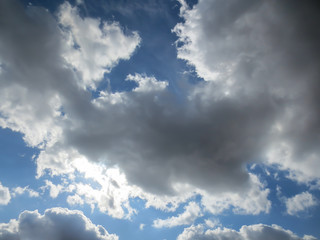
[126,73,168,92]
[286,192,318,216]
[0,208,118,240]
[177,223,317,240]
[42,180,64,199]
[0,182,10,205]
[58,2,141,89]
[153,201,202,228]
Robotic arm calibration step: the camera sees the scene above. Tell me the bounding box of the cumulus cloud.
[285,192,318,216]
[0,0,271,216]
[1,0,268,199]
[174,0,320,184]
[1,0,320,223]
[177,223,317,240]
[0,207,118,240]
[0,182,11,205]
[153,201,202,228]
[58,2,141,89]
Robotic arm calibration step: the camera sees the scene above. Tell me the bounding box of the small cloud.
[153,202,202,228]
[67,194,84,206]
[12,186,40,198]
[139,223,145,231]
[285,192,318,216]
[42,180,63,199]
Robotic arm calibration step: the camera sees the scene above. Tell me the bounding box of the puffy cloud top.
[177,223,317,240]
[0,208,118,240]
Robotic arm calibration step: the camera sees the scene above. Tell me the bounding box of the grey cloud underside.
[0,0,320,196]
[174,0,320,181]
[0,208,118,240]
[67,88,275,194]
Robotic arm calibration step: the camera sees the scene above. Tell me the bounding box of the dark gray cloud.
[1,0,320,203]
[177,223,317,240]
[174,0,320,182]
[0,208,118,240]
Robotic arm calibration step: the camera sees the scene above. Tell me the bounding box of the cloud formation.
[0,182,10,205]
[153,201,202,228]
[58,2,141,89]
[0,208,118,240]
[177,223,317,240]
[12,186,39,198]
[174,0,320,184]
[285,192,318,216]
[0,0,269,199]
[1,0,320,223]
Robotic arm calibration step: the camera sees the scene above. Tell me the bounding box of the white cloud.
[0,207,118,240]
[0,0,273,204]
[126,73,168,92]
[42,180,63,199]
[12,186,40,198]
[286,192,318,216]
[67,194,84,206]
[204,219,221,229]
[37,152,139,219]
[0,182,11,205]
[139,223,145,231]
[58,2,141,89]
[153,202,202,228]
[177,223,317,240]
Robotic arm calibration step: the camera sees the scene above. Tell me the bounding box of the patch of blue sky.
[0,128,39,188]
[76,0,202,98]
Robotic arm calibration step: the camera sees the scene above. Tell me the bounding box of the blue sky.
[0,0,320,239]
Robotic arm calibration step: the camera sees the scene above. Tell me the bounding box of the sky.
[0,0,320,239]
